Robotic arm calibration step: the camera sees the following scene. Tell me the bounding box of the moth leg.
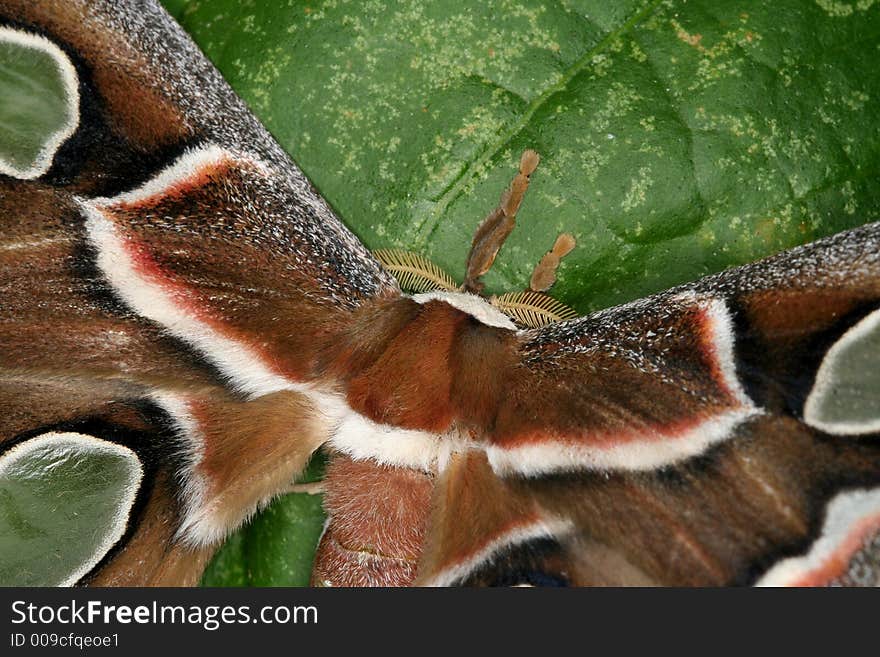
[462,150,540,294]
[284,481,326,496]
[529,233,576,292]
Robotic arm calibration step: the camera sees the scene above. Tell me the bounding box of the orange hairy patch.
[448,318,518,432]
[187,390,326,537]
[346,301,465,431]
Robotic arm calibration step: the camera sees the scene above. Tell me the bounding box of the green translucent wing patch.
[0,432,143,586]
[804,308,880,435]
[0,27,80,179]
[373,249,458,293]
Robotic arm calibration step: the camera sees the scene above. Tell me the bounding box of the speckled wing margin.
[416,223,880,586]
[0,0,396,584]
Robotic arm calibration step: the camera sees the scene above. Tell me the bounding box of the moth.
[1,0,879,587]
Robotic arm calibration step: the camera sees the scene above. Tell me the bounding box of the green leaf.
[200,451,326,587]
[0,433,142,586]
[163,0,880,585]
[201,493,326,587]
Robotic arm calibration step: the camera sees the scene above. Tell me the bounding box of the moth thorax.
[411,290,517,330]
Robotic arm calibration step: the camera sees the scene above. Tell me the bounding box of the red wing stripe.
[490,295,760,474]
[79,145,294,398]
[487,408,760,475]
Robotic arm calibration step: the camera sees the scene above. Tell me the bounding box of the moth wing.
[0,367,334,585]
[417,223,880,586]
[0,0,390,583]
